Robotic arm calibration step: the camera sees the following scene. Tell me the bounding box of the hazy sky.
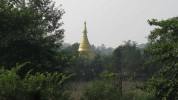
[55,0,178,48]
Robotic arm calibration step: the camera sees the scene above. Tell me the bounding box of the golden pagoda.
[78,22,94,60]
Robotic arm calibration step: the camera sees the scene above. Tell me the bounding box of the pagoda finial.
[83,21,87,34]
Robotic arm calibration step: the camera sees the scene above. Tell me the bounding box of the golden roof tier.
[78,22,94,60]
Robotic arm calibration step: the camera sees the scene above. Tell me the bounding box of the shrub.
[0,64,73,100]
[81,80,120,100]
[81,71,121,100]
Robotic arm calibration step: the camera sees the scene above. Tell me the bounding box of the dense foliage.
[81,71,120,100]
[0,0,67,73]
[0,0,75,99]
[0,64,73,100]
[143,17,178,99]
[62,43,114,81]
[113,40,145,76]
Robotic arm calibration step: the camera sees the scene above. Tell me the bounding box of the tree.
[69,54,104,81]
[0,0,66,73]
[62,43,114,81]
[92,44,113,56]
[113,40,145,96]
[113,40,144,77]
[144,17,178,99]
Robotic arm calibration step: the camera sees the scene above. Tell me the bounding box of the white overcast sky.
[55,0,178,48]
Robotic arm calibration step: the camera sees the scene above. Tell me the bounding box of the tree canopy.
[113,40,144,76]
[144,17,178,99]
[0,0,66,73]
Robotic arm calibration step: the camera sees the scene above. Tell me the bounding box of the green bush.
[0,64,73,100]
[81,80,121,100]
[81,71,121,100]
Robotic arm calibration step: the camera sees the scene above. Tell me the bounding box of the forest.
[0,0,177,100]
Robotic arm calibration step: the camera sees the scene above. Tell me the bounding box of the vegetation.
[113,40,145,76]
[121,91,156,100]
[0,0,67,74]
[0,63,73,100]
[0,0,73,99]
[80,71,120,100]
[80,71,156,100]
[142,17,178,100]
[0,0,177,99]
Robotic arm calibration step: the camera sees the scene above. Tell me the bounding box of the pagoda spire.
[78,21,94,60]
[83,21,87,34]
